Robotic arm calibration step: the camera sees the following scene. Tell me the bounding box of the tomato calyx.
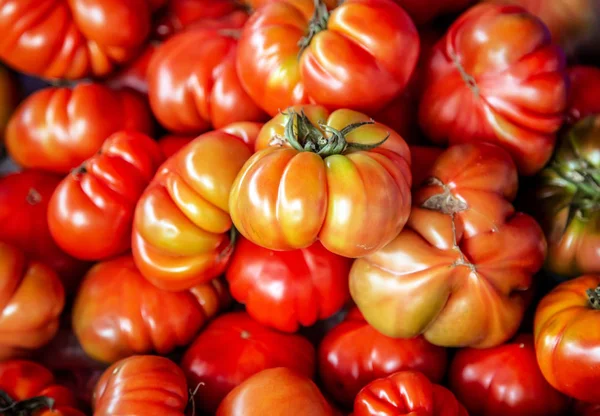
[297,0,330,55]
[587,284,600,310]
[0,390,55,416]
[450,51,479,97]
[421,178,468,214]
[25,188,42,205]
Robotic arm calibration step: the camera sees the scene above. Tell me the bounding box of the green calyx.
[283,110,388,157]
[587,284,600,310]
[297,0,330,55]
[0,390,55,416]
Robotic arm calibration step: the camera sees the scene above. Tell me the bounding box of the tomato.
[418,3,568,176]
[5,83,153,173]
[105,43,158,96]
[230,106,412,258]
[158,135,195,158]
[394,0,473,25]
[354,371,468,416]
[0,0,166,80]
[216,367,334,416]
[0,65,18,147]
[132,123,255,291]
[350,142,547,347]
[93,355,188,416]
[0,360,84,416]
[534,115,600,278]
[236,0,419,116]
[47,131,164,261]
[0,170,90,293]
[181,311,316,413]
[567,66,600,124]
[534,274,600,404]
[449,334,569,416]
[226,237,351,332]
[409,145,443,189]
[318,307,447,409]
[574,401,600,416]
[72,255,229,364]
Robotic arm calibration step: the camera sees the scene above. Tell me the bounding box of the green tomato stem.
[0,390,55,416]
[297,0,330,56]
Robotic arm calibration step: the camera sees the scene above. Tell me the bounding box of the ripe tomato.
[534,274,600,404]
[394,0,473,25]
[230,106,412,258]
[350,143,546,347]
[574,401,600,416]
[0,170,90,293]
[419,3,568,175]
[47,131,164,261]
[0,65,18,147]
[0,0,165,79]
[567,66,600,124]
[93,355,188,416]
[354,371,468,416]
[5,83,153,173]
[409,145,443,189]
[236,0,419,116]
[181,312,316,413]
[158,135,195,158]
[132,123,255,291]
[72,255,229,364]
[226,237,352,332]
[0,360,84,416]
[318,307,447,409]
[0,241,64,360]
[216,367,334,416]
[449,334,569,416]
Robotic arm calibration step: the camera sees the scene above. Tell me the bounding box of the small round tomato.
[449,334,569,416]
[47,131,164,261]
[534,274,600,404]
[318,307,447,409]
[181,312,316,414]
[157,135,195,159]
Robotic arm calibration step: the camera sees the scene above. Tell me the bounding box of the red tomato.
[0,65,18,146]
[236,0,419,116]
[418,3,568,175]
[72,255,230,364]
[93,355,188,416]
[318,307,447,409]
[181,312,316,414]
[567,66,600,124]
[394,0,474,25]
[534,275,600,404]
[0,0,166,79]
[226,237,351,332]
[105,43,158,96]
[5,83,153,173]
[409,145,443,189]
[47,131,164,261]
[574,401,600,416]
[216,367,334,416]
[0,170,90,293]
[157,135,195,158]
[354,371,468,416]
[0,360,84,416]
[449,334,569,416]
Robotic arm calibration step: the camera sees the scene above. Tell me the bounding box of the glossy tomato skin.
[0,360,84,416]
[181,312,316,413]
[93,355,188,416]
[226,237,352,332]
[534,275,600,403]
[0,0,165,79]
[72,255,230,364]
[419,3,568,175]
[0,65,18,146]
[354,371,468,416]
[318,307,447,409]
[216,367,334,416]
[567,66,600,124]
[5,83,153,173]
[449,334,569,416]
[236,0,419,116]
[47,131,164,261]
[0,242,65,360]
[394,0,473,25]
[132,123,256,291]
[157,134,195,158]
[0,170,90,293]
[350,142,546,348]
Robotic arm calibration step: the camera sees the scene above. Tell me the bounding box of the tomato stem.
[25,188,42,205]
[297,0,330,56]
[421,178,468,214]
[587,285,600,310]
[0,390,55,416]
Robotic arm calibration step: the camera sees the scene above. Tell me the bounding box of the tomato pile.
[0,0,599,415]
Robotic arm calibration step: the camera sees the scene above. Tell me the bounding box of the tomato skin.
[354,371,468,416]
[533,275,600,404]
[93,355,188,416]
[216,367,334,416]
[318,307,447,409]
[5,83,153,173]
[419,3,568,176]
[449,334,569,416]
[226,238,352,332]
[574,401,600,416]
[181,312,316,414]
[567,66,600,124]
[132,124,255,291]
[0,65,18,146]
[72,255,229,364]
[47,131,164,261]
[157,135,195,158]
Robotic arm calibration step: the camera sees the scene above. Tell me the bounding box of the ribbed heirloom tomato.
[418,3,568,175]
[47,131,164,261]
[230,106,412,258]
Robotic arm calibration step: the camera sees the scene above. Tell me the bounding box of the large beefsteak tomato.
[567,66,600,124]
[418,3,568,175]
[350,142,546,347]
